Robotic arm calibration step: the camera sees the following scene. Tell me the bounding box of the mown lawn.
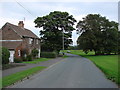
[63,50,119,84]
[3,66,46,87]
[22,58,51,64]
[62,50,95,56]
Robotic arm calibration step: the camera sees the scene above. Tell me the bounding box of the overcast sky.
[0,0,119,45]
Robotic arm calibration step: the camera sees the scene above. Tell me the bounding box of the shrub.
[21,49,28,58]
[14,58,22,63]
[41,52,57,58]
[2,47,10,64]
[26,55,32,61]
[22,56,28,61]
[31,48,39,58]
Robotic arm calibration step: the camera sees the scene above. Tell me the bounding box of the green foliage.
[26,54,32,61]
[34,11,76,52]
[2,47,10,64]
[20,49,28,61]
[3,66,46,87]
[67,46,79,50]
[62,50,95,56]
[22,56,28,61]
[41,52,57,58]
[22,58,50,64]
[21,49,28,58]
[76,14,118,55]
[14,58,22,63]
[31,48,39,58]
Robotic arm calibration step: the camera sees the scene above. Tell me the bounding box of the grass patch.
[2,66,46,87]
[63,50,119,84]
[62,50,95,56]
[63,55,68,58]
[22,58,51,64]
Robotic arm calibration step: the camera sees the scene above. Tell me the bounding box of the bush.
[22,56,28,61]
[31,48,39,58]
[14,58,22,63]
[2,47,10,64]
[41,52,57,58]
[26,55,32,61]
[21,49,28,58]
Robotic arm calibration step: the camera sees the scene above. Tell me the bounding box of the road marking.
[45,59,66,70]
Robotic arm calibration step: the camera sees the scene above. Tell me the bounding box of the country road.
[10,54,117,88]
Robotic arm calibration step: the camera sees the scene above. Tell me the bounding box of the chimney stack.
[18,21,24,28]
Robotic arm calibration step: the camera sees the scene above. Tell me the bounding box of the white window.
[29,38,33,44]
[18,50,21,56]
[36,39,39,44]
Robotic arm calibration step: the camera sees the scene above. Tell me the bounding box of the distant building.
[0,21,41,62]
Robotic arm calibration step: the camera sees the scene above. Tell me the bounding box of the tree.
[67,46,79,50]
[77,14,118,55]
[102,21,118,54]
[34,11,76,52]
[1,47,10,64]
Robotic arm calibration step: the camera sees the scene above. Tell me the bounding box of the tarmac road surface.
[11,54,118,88]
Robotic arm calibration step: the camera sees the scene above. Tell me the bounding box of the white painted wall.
[38,49,41,58]
[9,51,15,62]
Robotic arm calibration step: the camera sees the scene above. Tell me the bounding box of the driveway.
[3,57,63,77]
[10,54,117,88]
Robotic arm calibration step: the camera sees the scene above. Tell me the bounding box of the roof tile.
[6,22,39,39]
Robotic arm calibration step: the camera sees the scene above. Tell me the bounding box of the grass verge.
[2,66,46,87]
[22,58,51,64]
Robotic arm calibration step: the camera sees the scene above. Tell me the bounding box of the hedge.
[41,52,57,58]
[1,47,10,64]
[14,58,22,63]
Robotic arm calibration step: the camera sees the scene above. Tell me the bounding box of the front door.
[9,51,15,62]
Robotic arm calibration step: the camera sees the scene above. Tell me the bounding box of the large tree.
[34,11,76,52]
[76,14,118,55]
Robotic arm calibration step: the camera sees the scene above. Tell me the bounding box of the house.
[0,21,41,62]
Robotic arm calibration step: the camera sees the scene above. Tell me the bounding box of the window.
[18,50,21,56]
[36,39,38,44]
[29,38,33,44]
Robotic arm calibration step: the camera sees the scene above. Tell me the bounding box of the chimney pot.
[18,21,24,28]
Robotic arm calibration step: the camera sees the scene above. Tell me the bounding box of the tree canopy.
[76,14,118,55]
[34,11,76,52]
